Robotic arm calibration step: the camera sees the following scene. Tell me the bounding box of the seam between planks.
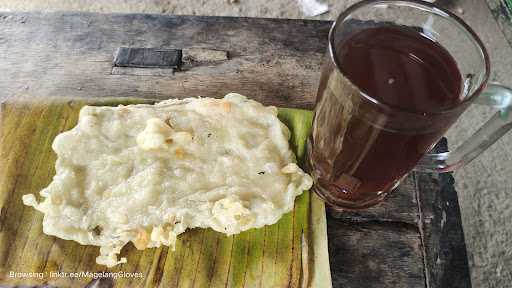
[413,172,430,288]
[328,217,421,231]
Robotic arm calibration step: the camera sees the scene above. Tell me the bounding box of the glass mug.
[306,0,512,210]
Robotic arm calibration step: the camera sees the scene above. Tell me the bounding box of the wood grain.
[327,219,425,288]
[0,97,320,288]
[0,13,330,108]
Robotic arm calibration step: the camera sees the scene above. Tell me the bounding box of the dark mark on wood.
[111,47,230,76]
[113,47,182,69]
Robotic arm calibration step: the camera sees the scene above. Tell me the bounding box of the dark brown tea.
[338,26,462,112]
[308,26,464,208]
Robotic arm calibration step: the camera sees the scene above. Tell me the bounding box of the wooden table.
[0,12,471,287]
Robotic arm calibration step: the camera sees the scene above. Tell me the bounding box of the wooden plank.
[416,139,472,288]
[327,219,425,288]
[0,12,330,108]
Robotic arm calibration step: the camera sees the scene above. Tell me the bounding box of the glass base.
[305,138,403,212]
[311,183,395,212]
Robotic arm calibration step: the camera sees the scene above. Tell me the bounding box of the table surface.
[0,12,471,288]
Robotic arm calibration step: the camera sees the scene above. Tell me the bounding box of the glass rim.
[328,0,491,116]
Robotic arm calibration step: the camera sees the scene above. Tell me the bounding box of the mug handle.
[415,82,512,173]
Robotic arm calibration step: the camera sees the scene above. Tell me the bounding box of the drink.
[338,26,462,113]
[308,26,464,209]
[308,0,512,212]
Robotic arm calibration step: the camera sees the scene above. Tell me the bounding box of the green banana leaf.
[0,97,331,288]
